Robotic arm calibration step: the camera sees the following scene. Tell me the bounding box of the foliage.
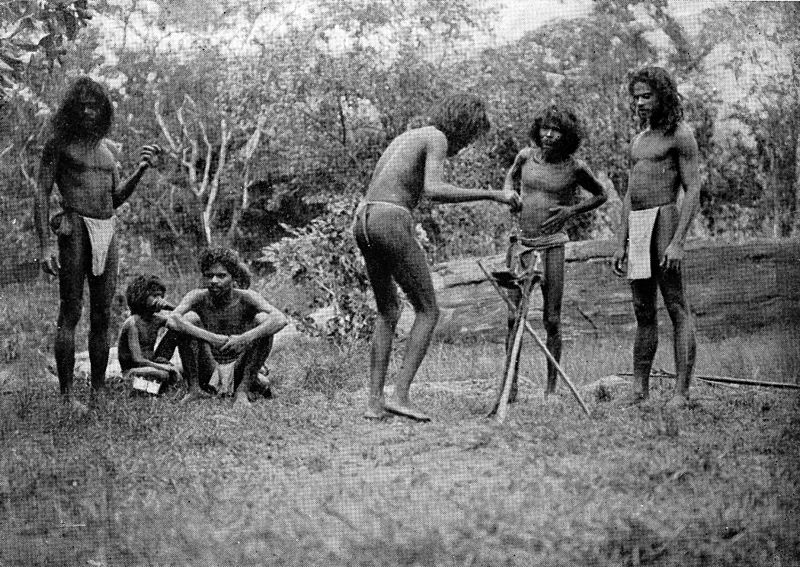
[260,195,375,347]
[0,0,91,101]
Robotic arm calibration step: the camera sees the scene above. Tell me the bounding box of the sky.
[491,0,727,44]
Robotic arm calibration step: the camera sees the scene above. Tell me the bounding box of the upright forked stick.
[477,260,592,418]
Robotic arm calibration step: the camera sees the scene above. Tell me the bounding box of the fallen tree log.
[431,238,800,339]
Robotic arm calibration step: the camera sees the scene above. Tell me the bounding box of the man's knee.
[632,297,657,326]
[377,300,402,328]
[58,299,83,328]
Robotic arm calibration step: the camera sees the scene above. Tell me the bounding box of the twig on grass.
[616,371,800,391]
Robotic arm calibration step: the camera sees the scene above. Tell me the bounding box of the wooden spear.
[477,260,592,417]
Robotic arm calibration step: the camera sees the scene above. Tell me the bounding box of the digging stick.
[477,260,592,417]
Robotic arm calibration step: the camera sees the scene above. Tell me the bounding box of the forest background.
[1,0,798,331]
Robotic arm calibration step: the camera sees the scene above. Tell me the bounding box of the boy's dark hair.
[199,247,251,289]
[51,76,114,148]
[628,66,683,134]
[126,275,166,316]
[529,104,584,156]
[430,93,491,152]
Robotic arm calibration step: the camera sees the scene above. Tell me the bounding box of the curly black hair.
[529,104,584,157]
[430,93,491,155]
[198,247,251,289]
[51,76,113,148]
[125,275,166,316]
[628,67,683,134]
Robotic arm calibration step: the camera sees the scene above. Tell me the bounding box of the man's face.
[539,123,563,152]
[78,90,102,128]
[632,82,657,126]
[203,263,233,298]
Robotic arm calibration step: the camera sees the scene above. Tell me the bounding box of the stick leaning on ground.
[489,271,537,422]
[477,260,592,417]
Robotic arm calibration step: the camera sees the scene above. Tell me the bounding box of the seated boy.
[118,274,178,393]
[167,247,287,409]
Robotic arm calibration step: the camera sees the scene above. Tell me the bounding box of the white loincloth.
[627,207,659,280]
[208,360,237,395]
[81,215,116,276]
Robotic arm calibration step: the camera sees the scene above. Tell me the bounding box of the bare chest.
[520,157,577,197]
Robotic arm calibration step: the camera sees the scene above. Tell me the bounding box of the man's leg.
[86,235,118,397]
[232,322,274,409]
[360,252,402,419]
[659,268,696,402]
[54,228,87,410]
[177,312,214,403]
[385,239,439,421]
[630,277,658,400]
[542,246,565,396]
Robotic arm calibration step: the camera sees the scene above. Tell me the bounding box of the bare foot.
[363,404,391,420]
[665,394,690,410]
[384,396,431,422]
[233,392,252,410]
[626,390,648,405]
[64,397,89,416]
[180,389,209,404]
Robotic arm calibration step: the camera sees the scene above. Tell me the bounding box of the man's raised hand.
[138,144,162,169]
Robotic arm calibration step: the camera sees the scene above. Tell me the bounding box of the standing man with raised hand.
[354,93,522,422]
[35,76,161,413]
[613,67,700,407]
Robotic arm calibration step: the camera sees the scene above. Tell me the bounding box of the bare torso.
[519,150,581,237]
[628,129,682,211]
[118,315,162,371]
[54,140,118,219]
[191,290,259,337]
[364,127,435,210]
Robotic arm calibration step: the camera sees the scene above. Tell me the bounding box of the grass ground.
[1,278,799,566]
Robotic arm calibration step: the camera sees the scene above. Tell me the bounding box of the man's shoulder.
[235,288,266,303]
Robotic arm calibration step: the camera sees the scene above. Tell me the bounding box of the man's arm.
[112,144,160,208]
[542,160,609,232]
[124,320,174,373]
[663,124,701,269]
[502,148,529,194]
[166,289,229,347]
[424,131,520,209]
[218,291,287,355]
[34,141,59,275]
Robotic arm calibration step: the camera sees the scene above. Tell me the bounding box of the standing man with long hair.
[35,76,160,413]
[502,103,607,401]
[613,67,700,407]
[354,93,521,422]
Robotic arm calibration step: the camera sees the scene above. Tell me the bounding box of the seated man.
[118,274,179,393]
[167,247,287,409]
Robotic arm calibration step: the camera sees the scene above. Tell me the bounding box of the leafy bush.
[260,195,375,348]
